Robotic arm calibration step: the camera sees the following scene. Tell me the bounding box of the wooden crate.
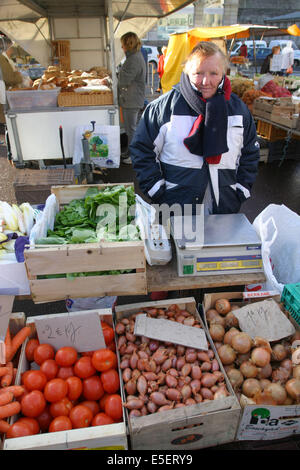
[51,40,70,72]
[24,183,147,303]
[13,169,75,205]
[256,120,287,142]
[58,91,113,107]
[3,309,128,450]
[115,297,241,451]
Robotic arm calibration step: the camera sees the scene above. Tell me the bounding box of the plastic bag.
[66,296,117,312]
[250,204,300,294]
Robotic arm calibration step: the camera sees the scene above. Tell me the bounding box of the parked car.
[247,47,273,66]
[230,40,267,56]
[142,45,159,69]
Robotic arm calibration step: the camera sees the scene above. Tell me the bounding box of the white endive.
[12,204,26,234]
[0,201,18,231]
[20,203,35,235]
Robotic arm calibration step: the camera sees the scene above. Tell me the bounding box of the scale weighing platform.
[170,213,263,277]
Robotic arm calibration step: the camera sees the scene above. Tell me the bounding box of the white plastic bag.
[251,204,300,294]
[66,296,117,312]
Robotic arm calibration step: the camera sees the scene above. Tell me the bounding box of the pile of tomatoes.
[6,321,123,438]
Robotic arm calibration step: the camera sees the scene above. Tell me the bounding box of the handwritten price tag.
[35,312,106,352]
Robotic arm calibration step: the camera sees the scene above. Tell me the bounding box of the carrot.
[0,391,13,406]
[0,385,25,398]
[4,327,12,364]
[7,327,31,362]
[0,366,10,377]
[1,361,13,387]
[0,419,10,433]
[0,401,21,419]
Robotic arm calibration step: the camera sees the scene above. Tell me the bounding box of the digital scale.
[170,213,263,277]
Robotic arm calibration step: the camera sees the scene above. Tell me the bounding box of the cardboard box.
[202,291,300,442]
[3,308,128,450]
[115,297,241,450]
[24,183,147,303]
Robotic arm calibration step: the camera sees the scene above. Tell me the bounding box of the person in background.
[118,32,146,165]
[130,41,260,215]
[260,45,281,74]
[141,45,148,83]
[156,46,167,93]
[281,41,294,76]
[239,41,248,58]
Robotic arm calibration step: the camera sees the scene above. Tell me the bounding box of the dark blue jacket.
[130,85,260,214]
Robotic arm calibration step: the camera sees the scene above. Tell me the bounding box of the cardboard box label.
[134,314,208,350]
[237,404,300,440]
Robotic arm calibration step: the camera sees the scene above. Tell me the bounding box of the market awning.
[162,24,300,93]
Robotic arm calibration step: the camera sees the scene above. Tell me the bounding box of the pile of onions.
[115,304,230,418]
[206,298,300,405]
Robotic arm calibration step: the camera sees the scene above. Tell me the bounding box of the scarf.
[180,72,231,164]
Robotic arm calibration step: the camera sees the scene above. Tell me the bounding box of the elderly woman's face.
[186,53,224,99]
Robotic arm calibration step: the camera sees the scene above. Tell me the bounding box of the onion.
[292,347,300,365]
[265,382,287,405]
[231,332,252,354]
[281,359,293,373]
[272,366,290,384]
[257,362,272,379]
[240,360,258,378]
[206,309,220,323]
[293,365,300,379]
[285,378,300,402]
[215,298,231,315]
[218,344,236,365]
[214,387,229,400]
[223,328,240,346]
[259,379,272,390]
[251,347,271,367]
[235,352,251,366]
[224,312,239,329]
[242,378,261,398]
[227,368,244,390]
[272,343,287,362]
[210,315,226,328]
[209,323,225,342]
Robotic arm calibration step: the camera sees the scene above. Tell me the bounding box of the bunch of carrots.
[0,326,31,435]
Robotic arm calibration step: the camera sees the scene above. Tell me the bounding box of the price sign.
[35,311,106,352]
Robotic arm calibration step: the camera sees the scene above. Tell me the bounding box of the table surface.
[146,255,266,292]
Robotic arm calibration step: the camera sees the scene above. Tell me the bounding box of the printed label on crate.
[232,299,295,341]
[134,314,208,350]
[237,405,300,440]
[35,311,106,351]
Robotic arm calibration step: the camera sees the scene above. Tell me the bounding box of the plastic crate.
[6,88,61,110]
[281,283,300,324]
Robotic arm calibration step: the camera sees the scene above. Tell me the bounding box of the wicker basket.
[58,91,113,107]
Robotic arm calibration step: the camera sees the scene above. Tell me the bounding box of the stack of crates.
[281,283,300,325]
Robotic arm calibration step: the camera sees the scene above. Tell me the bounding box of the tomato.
[69,404,93,429]
[81,400,100,416]
[44,378,68,403]
[107,341,116,352]
[82,375,104,401]
[40,359,58,380]
[55,346,78,367]
[23,370,48,392]
[21,370,31,385]
[104,394,123,422]
[92,349,117,372]
[49,416,72,432]
[73,356,96,379]
[92,412,114,426]
[21,390,46,418]
[6,420,32,438]
[49,397,73,417]
[65,376,83,401]
[25,338,40,362]
[33,343,55,365]
[18,417,40,435]
[100,369,120,394]
[99,393,110,411]
[36,405,52,432]
[101,321,114,346]
[57,366,74,379]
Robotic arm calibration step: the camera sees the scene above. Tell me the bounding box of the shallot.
[251,347,271,368]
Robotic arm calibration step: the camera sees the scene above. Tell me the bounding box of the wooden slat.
[29,271,147,303]
[25,241,145,276]
[51,182,134,205]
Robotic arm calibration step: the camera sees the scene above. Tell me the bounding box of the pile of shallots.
[115,304,230,418]
[206,298,300,406]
